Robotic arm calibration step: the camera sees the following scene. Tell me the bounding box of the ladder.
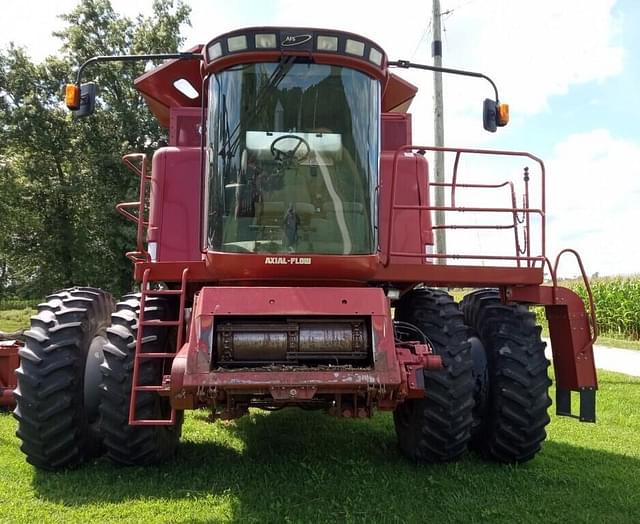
[128,267,189,426]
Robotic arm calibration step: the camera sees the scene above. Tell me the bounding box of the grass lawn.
[0,308,34,333]
[0,370,639,523]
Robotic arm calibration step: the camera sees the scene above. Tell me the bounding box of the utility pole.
[432,0,446,262]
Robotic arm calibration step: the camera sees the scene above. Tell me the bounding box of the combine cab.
[14,27,597,469]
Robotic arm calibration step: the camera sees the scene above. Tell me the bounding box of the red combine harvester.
[14,27,598,470]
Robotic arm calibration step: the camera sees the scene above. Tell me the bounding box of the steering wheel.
[270,135,311,164]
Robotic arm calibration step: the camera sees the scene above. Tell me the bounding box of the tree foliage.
[0,0,190,299]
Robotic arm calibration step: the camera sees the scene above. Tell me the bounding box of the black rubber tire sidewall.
[461,289,552,464]
[14,287,114,470]
[99,293,183,466]
[393,288,474,463]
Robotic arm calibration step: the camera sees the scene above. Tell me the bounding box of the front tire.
[99,294,183,465]
[13,287,114,470]
[461,289,551,463]
[393,288,474,463]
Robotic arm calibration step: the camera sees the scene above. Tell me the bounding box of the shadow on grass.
[30,408,640,522]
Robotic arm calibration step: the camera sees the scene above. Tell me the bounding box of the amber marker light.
[65,83,80,110]
[497,103,510,126]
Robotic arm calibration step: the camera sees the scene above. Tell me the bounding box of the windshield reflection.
[206,61,379,255]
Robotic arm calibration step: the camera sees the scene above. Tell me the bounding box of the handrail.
[553,249,598,346]
[432,179,524,266]
[451,151,462,207]
[384,145,546,268]
[390,252,543,262]
[523,167,532,265]
[117,153,150,262]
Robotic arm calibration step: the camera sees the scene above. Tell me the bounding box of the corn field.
[0,298,40,311]
[535,277,640,341]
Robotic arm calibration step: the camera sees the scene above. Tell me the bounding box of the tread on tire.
[461,288,552,464]
[14,287,114,470]
[393,288,474,463]
[99,293,183,465]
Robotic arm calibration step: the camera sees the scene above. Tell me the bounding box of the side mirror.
[65,82,96,117]
[483,98,497,132]
[483,98,509,132]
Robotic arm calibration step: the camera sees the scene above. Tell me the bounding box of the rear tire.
[13,287,114,470]
[393,288,474,463]
[461,289,551,463]
[99,294,183,465]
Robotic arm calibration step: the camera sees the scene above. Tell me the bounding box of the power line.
[410,19,433,60]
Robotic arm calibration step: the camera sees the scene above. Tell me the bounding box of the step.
[144,289,184,296]
[139,319,180,327]
[135,352,176,359]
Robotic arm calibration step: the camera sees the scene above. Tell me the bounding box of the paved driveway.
[544,340,640,377]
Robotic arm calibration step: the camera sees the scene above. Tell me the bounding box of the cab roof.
[134,45,417,127]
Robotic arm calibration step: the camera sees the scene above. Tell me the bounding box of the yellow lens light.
[345,39,365,56]
[317,35,338,51]
[497,103,510,126]
[65,84,80,110]
[255,33,277,48]
[227,35,248,52]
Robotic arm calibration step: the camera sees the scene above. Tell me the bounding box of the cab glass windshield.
[206,61,379,255]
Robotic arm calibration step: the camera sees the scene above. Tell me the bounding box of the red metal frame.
[435,178,527,266]
[169,287,440,415]
[0,341,20,408]
[116,154,151,263]
[506,248,598,421]
[384,145,546,269]
[128,267,189,425]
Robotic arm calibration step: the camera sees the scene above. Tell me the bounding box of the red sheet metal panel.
[379,151,433,264]
[148,147,202,262]
[169,107,201,147]
[381,112,412,151]
[170,287,403,403]
[134,46,203,128]
[508,285,597,391]
[382,72,418,112]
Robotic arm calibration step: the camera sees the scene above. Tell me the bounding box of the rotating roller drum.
[215,319,368,363]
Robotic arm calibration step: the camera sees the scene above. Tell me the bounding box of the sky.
[1,0,638,277]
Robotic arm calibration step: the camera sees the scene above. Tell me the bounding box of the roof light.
[317,35,338,52]
[255,33,277,49]
[207,42,222,60]
[369,48,383,66]
[345,39,365,56]
[173,78,199,100]
[227,35,247,52]
[203,29,387,70]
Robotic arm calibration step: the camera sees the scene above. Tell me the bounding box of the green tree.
[0,0,191,299]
